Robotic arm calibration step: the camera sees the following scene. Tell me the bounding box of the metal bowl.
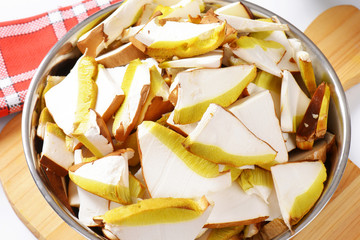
[22,1,351,239]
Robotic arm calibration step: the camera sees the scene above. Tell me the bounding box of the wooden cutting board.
[1,5,360,240]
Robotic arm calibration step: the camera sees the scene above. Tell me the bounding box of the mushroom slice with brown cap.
[135,65,174,126]
[183,104,277,167]
[172,64,257,124]
[290,132,335,162]
[271,161,327,231]
[94,65,125,122]
[250,26,299,72]
[112,59,151,143]
[217,13,289,32]
[95,42,147,68]
[166,110,198,137]
[99,196,212,240]
[289,38,317,96]
[230,36,285,78]
[138,121,231,199]
[68,56,115,157]
[77,187,122,227]
[76,172,144,227]
[72,109,114,158]
[43,168,74,214]
[44,56,84,135]
[77,0,152,57]
[296,82,330,150]
[69,149,134,204]
[130,17,226,59]
[205,182,269,228]
[228,90,288,168]
[40,122,74,176]
[45,55,113,157]
[280,70,311,133]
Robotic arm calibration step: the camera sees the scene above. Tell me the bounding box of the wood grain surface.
[0,5,360,240]
[294,5,360,239]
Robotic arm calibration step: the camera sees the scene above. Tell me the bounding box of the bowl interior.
[22,1,351,239]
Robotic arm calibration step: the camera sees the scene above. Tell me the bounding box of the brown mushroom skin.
[296,82,328,150]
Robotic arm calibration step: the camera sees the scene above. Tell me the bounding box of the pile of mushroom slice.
[35,0,335,239]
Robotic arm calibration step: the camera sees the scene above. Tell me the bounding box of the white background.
[0,0,360,239]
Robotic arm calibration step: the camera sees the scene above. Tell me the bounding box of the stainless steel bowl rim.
[22,1,351,239]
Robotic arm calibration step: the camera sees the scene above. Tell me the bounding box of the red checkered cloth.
[0,0,122,117]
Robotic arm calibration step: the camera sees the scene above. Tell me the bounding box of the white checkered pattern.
[48,11,63,24]
[0,77,11,89]
[96,0,111,6]
[73,4,87,16]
